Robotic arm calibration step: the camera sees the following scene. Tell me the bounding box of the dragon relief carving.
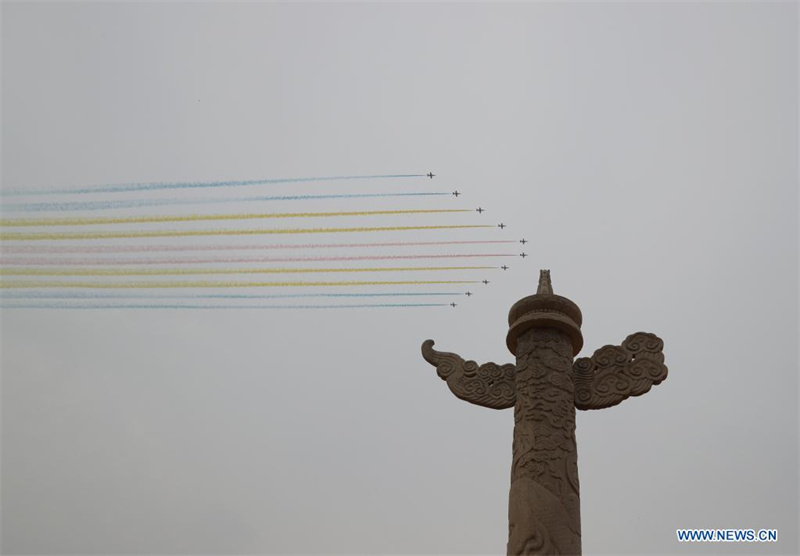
[573,332,668,411]
[510,330,581,553]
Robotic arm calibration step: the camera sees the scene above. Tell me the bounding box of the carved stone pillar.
[505,272,583,555]
[507,329,580,554]
[420,270,667,556]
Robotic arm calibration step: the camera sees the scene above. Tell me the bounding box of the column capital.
[506,270,584,357]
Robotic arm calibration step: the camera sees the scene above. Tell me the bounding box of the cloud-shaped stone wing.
[421,340,517,410]
[573,332,668,411]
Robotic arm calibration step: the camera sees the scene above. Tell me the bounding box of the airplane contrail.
[2,174,427,196]
[0,279,479,289]
[0,302,450,310]
[0,253,515,265]
[0,208,470,227]
[0,266,495,277]
[0,291,461,299]
[0,224,493,241]
[0,239,517,254]
[0,192,449,212]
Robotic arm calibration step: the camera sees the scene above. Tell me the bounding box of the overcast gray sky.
[1,2,798,555]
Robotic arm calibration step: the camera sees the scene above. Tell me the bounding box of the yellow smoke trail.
[0,209,470,227]
[0,224,492,241]
[0,280,478,289]
[1,266,494,277]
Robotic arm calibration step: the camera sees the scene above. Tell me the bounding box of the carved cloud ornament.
[573,332,668,410]
[422,331,668,413]
[421,339,517,410]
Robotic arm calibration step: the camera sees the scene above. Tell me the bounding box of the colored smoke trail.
[0,302,450,309]
[0,192,449,212]
[1,266,494,277]
[1,279,478,289]
[2,174,427,196]
[0,292,461,299]
[0,240,517,254]
[0,168,520,310]
[0,208,470,227]
[0,224,492,241]
[1,253,515,265]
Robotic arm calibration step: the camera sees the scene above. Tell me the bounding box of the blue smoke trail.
[0,192,449,212]
[0,291,459,300]
[3,174,427,196]
[0,302,449,309]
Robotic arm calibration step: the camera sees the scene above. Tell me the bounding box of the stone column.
[505,271,584,555]
[419,269,668,556]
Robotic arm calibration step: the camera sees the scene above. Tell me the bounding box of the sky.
[1,2,798,555]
